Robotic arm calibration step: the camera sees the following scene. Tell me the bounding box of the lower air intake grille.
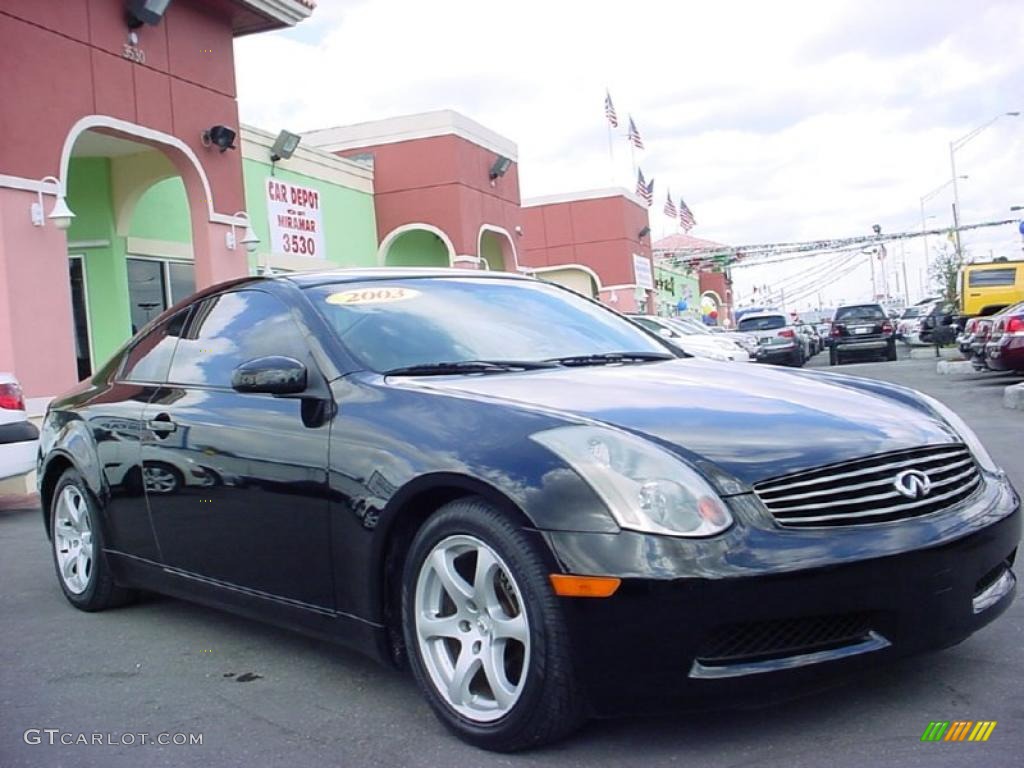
[697,613,875,664]
[754,445,981,527]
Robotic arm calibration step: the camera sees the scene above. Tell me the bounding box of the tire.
[142,462,182,494]
[886,342,898,362]
[790,348,804,367]
[402,498,585,751]
[829,348,839,366]
[50,468,135,611]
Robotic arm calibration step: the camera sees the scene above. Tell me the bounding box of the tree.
[929,241,963,305]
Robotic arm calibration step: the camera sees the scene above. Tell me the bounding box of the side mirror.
[231,356,307,395]
[658,328,676,338]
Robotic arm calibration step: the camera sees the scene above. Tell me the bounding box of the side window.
[120,309,191,383]
[168,290,311,388]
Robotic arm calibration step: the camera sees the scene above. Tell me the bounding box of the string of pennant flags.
[605,89,696,232]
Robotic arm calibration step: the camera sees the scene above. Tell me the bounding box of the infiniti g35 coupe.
[37,269,1020,751]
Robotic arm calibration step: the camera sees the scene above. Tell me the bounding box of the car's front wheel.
[402,498,585,751]
[50,468,134,611]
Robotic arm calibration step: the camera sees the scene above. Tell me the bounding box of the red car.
[985,301,1024,372]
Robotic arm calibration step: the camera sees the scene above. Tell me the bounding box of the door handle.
[148,415,177,436]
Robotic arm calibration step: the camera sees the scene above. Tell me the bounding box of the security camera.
[201,125,237,153]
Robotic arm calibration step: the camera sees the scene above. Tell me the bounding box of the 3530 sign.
[266,179,325,259]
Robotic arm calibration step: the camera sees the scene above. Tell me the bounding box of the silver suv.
[736,311,806,366]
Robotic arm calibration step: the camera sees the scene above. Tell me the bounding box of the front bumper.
[543,474,1020,715]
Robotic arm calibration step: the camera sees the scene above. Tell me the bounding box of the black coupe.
[38,270,1020,751]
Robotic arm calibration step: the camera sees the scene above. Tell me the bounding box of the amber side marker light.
[549,574,621,598]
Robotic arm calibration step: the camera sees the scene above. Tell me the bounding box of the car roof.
[281,267,532,289]
[738,311,787,320]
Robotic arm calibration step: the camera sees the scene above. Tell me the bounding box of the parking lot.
[2,354,1022,768]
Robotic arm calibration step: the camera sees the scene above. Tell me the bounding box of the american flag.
[679,198,696,230]
[627,116,644,149]
[604,90,618,128]
[663,189,677,218]
[644,176,655,207]
[635,169,647,200]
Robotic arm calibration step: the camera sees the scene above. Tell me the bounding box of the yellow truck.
[959,259,1024,318]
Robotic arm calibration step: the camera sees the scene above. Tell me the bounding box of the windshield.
[738,315,786,331]
[835,305,886,321]
[900,307,924,318]
[307,277,670,372]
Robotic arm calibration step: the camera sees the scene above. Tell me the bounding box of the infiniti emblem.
[894,469,932,499]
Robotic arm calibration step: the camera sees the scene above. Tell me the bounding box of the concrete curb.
[1004,383,1024,410]
[936,360,976,375]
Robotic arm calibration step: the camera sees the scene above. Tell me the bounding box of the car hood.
[405,359,956,486]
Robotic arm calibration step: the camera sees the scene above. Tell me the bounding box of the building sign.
[633,253,654,290]
[266,179,325,258]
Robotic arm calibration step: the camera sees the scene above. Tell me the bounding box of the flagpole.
[607,123,615,185]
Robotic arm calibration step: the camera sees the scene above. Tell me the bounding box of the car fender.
[40,417,106,505]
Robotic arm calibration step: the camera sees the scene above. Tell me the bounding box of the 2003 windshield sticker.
[326,287,421,306]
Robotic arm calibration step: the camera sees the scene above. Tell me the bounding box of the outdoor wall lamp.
[489,156,512,180]
[226,212,260,253]
[30,176,75,231]
[270,130,302,162]
[202,125,237,153]
[125,0,172,29]
[638,225,651,239]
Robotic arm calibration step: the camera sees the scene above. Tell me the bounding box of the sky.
[235,0,1024,311]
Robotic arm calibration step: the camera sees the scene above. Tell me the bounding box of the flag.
[679,198,696,230]
[604,90,618,128]
[663,189,677,218]
[635,169,648,201]
[644,176,655,207]
[627,116,644,149]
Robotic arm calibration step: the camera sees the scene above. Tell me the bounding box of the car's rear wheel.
[886,341,898,362]
[829,348,839,366]
[402,498,585,751]
[50,468,134,611]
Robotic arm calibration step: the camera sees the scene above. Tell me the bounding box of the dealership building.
[1,0,709,410]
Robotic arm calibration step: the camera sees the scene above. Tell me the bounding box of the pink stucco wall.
[520,194,652,288]
[339,134,523,259]
[0,0,252,396]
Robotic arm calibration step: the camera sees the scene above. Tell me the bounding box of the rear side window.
[120,309,191,383]
[835,305,885,322]
[968,267,1016,287]
[168,290,310,388]
[738,316,785,331]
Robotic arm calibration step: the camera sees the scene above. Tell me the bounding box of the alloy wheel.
[143,465,179,494]
[414,534,530,723]
[54,486,93,595]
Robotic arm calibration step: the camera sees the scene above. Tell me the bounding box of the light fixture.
[638,225,651,239]
[513,225,524,236]
[226,212,259,253]
[125,0,172,29]
[201,125,237,153]
[30,176,75,231]
[489,155,512,180]
[270,130,301,162]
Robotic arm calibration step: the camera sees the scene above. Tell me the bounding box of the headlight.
[917,393,1002,475]
[531,425,733,536]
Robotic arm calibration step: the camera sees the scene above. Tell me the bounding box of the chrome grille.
[754,445,981,527]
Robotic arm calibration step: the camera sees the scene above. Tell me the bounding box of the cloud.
[235,0,1024,309]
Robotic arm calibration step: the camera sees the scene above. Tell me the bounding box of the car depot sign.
[632,253,654,290]
[265,179,325,258]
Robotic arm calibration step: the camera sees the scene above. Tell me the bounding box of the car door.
[141,289,334,609]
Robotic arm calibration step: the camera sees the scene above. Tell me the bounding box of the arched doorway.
[529,265,601,298]
[378,224,455,267]
[478,226,517,272]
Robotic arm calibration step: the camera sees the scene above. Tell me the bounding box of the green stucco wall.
[241,158,378,269]
[654,263,700,317]
[383,230,450,267]
[479,231,507,271]
[130,177,191,242]
[66,157,132,367]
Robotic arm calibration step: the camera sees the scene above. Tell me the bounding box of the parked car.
[897,303,936,345]
[829,303,897,365]
[970,317,996,371]
[629,315,751,362]
[918,302,958,345]
[736,311,806,366]
[798,324,821,356]
[37,270,1020,751]
[984,301,1024,372]
[957,317,981,358]
[0,373,38,482]
[668,317,759,358]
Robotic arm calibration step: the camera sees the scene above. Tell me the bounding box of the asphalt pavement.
[2,351,1022,768]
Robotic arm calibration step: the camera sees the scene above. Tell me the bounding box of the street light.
[920,175,968,266]
[949,111,1020,257]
